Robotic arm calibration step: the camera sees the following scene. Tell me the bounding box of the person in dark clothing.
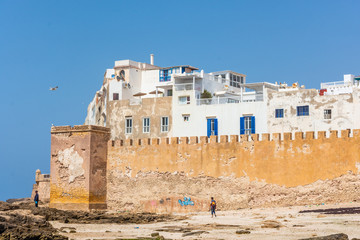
[34,190,39,207]
[209,197,216,217]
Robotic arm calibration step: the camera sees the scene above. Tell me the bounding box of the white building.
[85,55,360,140]
[320,74,360,95]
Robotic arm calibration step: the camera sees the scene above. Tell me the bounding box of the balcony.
[321,81,352,89]
[196,94,263,105]
[175,83,194,91]
[174,83,202,92]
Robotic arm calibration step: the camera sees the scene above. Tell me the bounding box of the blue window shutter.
[251,116,255,134]
[240,117,245,135]
[214,119,218,136]
[207,119,211,137]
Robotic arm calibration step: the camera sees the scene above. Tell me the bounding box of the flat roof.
[162,65,199,70]
[243,82,279,91]
[211,70,246,77]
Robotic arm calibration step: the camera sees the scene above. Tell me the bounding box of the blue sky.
[0,0,359,201]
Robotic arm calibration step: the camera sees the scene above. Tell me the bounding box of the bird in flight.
[49,86,58,91]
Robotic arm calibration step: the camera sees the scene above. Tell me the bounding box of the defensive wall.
[50,125,360,212]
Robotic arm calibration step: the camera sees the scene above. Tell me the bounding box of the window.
[113,93,119,100]
[244,117,252,135]
[167,89,173,96]
[183,115,190,122]
[143,117,150,133]
[275,109,284,118]
[179,96,190,104]
[297,106,309,116]
[159,69,171,82]
[125,117,132,134]
[161,117,169,132]
[230,73,241,88]
[324,109,331,119]
[227,98,239,103]
[207,118,218,137]
[240,116,255,135]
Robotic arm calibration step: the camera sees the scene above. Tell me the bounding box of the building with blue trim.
[85,55,360,140]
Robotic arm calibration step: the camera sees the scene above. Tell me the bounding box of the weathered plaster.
[107,97,172,140]
[106,129,360,212]
[50,125,110,210]
[57,146,84,183]
[267,89,359,133]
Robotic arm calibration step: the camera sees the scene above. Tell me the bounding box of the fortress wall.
[107,129,360,212]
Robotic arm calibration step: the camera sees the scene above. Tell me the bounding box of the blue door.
[240,116,255,135]
[207,118,218,137]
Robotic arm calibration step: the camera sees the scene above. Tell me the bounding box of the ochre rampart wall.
[107,130,360,212]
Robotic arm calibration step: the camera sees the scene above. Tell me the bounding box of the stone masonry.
[50,126,360,212]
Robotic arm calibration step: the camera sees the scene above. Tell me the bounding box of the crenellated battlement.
[108,129,359,148]
[106,127,360,189]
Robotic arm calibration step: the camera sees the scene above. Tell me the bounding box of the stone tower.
[49,125,110,210]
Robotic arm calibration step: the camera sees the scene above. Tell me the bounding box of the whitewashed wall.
[267,89,360,133]
[108,80,123,101]
[141,70,161,97]
[172,89,268,137]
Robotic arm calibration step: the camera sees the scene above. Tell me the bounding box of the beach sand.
[51,202,360,240]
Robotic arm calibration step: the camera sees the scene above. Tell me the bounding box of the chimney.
[150,54,154,65]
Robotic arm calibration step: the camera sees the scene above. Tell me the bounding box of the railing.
[173,72,202,77]
[321,81,352,89]
[174,83,194,91]
[196,94,263,105]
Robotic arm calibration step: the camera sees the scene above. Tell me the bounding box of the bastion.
[49,125,110,210]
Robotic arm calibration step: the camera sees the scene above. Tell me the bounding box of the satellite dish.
[120,70,125,80]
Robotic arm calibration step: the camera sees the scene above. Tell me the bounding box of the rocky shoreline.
[0,199,183,240]
[1,199,359,240]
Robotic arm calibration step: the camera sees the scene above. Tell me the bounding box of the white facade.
[85,56,359,140]
[267,89,360,134]
[321,74,360,95]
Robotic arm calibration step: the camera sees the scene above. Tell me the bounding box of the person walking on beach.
[210,197,217,217]
[34,190,39,207]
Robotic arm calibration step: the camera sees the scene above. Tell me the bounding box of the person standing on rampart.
[34,190,39,207]
[210,197,217,217]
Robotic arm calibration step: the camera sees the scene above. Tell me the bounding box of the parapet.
[51,125,110,134]
[108,129,357,148]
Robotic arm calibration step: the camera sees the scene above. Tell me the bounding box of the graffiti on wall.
[178,197,194,206]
